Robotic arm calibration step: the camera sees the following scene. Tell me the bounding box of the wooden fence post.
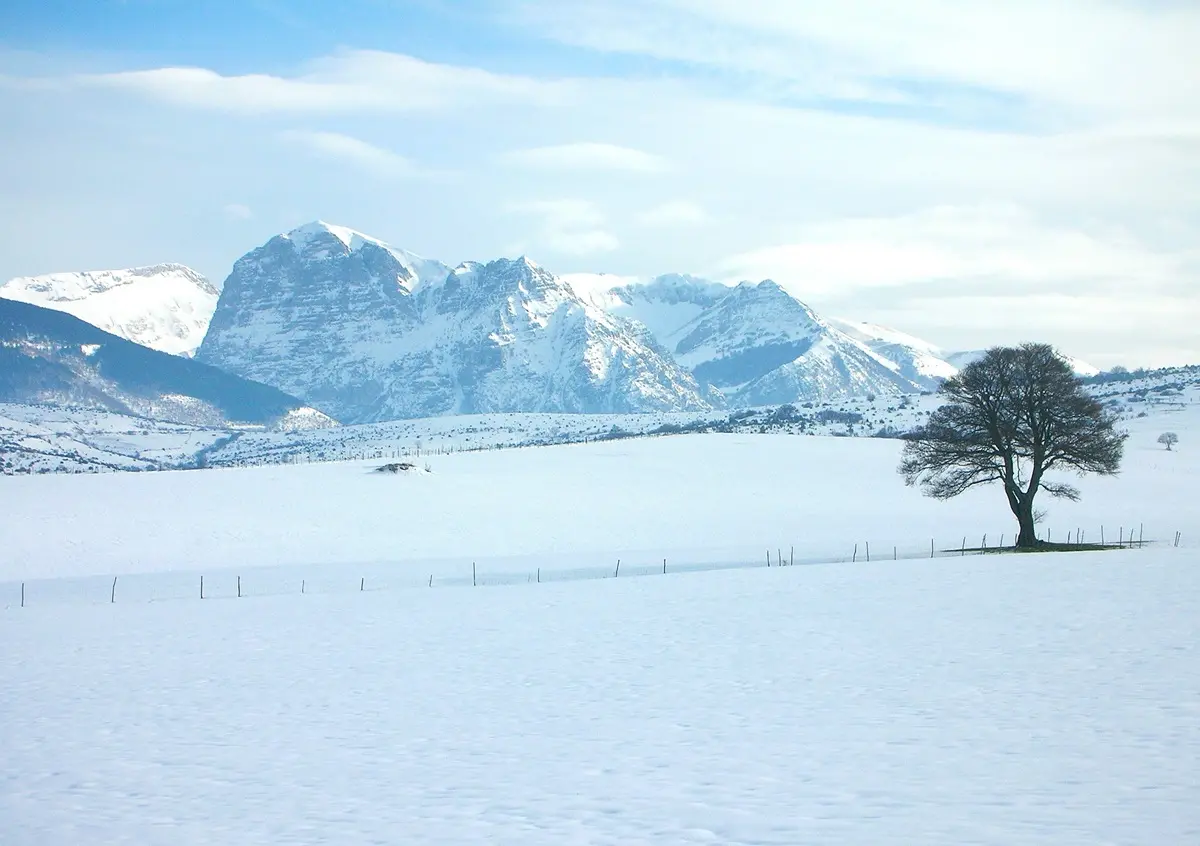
[473,562,477,586]
[111,576,118,604]
[237,576,241,598]
[614,559,620,578]
[200,575,204,599]
[866,542,870,563]
[852,543,858,563]
[961,537,966,557]
[360,577,365,592]
[20,582,24,608]
[931,539,935,559]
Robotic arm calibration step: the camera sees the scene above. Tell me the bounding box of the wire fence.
[2,523,1181,612]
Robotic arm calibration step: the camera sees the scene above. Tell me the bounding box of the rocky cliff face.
[198,223,714,422]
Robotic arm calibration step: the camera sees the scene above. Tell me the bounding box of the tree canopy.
[899,343,1125,548]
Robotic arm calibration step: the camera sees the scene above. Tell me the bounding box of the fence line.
[2,526,1176,612]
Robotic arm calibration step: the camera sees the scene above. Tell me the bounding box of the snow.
[3,552,1198,844]
[0,264,219,356]
[830,317,960,381]
[1,397,1195,585]
[0,403,233,474]
[949,348,1100,378]
[2,398,1198,843]
[560,271,641,300]
[283,221,451,291]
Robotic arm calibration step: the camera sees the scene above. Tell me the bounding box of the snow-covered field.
[3,552,1198,845]
[1,397,1197,844]
[0,400,1194,591]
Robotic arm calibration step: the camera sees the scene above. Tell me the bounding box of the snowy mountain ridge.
[7,221,1101,421]
[0,263,218,357]
[197,223,710,423]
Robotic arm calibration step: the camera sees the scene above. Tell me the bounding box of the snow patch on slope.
[1,264,218,356]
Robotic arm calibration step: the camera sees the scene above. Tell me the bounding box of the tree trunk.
[1015,502,1038,548]
[1017,508,1036,547]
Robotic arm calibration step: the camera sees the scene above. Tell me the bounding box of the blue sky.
[0,0,1197,366]
[2,1,558,73]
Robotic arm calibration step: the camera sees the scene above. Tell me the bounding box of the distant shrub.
[815,409,863,425]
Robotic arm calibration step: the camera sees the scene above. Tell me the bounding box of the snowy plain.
[0,400,1194,590]
[3,552,1198,845]
[1,399,1198,844]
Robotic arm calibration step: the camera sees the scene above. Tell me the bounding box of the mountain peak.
[284,220,381,255]
[274,221,450,291]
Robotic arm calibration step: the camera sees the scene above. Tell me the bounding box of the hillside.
[0,298,334,430]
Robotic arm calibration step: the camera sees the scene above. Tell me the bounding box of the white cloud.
[635,200,709,227]
[716,205,1186,294]
[713,204,1200,367]
[507,199,619,256]
[507,199,606,227]
[1,12,1197,366]
[514,0,1200,124]
[501,142,669,172]
[222,203,253,221]
[72,50,569,114]
[545,229,621,255]
[281,131,426,179]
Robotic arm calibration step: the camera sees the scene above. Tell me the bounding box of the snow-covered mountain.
[642,279,928,403]
[569,273,730,341]
[828,319,959,389]
[0,298,332,428]
[946,348,1100,377]
[0,263,218,357]
[14,221,1104,421]
[198,222,713,423]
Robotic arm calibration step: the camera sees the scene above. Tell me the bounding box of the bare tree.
[899,343,1125,549]
[1158,432,1179,451]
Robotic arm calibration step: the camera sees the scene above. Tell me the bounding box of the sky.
[1,0,1198,368]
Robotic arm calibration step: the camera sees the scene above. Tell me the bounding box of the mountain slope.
[0,264,219,356]
[828,318,958,388]
[607,278,925,404]
[198,222,714,422]
[947,348,1100,377]
[0,297,332,428]
[572,273,731,341]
